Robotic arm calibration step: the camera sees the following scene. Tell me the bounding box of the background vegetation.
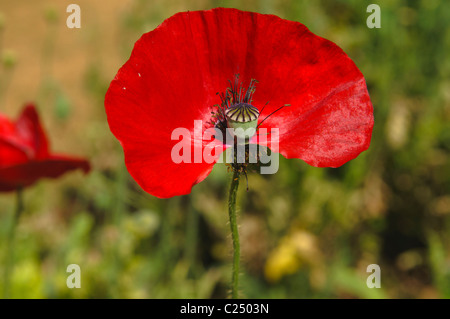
[0,0,449,298]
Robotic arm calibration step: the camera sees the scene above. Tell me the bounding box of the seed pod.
[225,103,260,141]
[225,103,260,123]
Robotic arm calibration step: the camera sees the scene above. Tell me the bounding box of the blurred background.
[0,0,449,298]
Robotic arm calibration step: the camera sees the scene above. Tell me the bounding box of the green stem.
[3,187,24,299]
[228,170,240,299]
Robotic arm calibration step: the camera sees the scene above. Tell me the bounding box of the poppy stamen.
[257,104,291,128]
[211,74,260,137]
[259,101,270,115]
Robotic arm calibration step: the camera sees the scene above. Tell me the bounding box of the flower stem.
[228,170,240,299]
[2,187,24,299]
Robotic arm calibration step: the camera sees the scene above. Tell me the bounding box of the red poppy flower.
[105,8,374,198]
[0,104,90,191]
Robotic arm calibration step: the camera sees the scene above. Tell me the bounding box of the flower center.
[208,74,289,187]
[209,74,289,142]
[208,75,259,139]
[225,103,260,140]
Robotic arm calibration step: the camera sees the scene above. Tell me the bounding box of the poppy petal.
[105,11,233,197]
[16,103,50,159]
[0,113,15,135]
[0,103,50,164]
[255,76,373,167]
[0,138,30,167]
[248,25,374,167]
[0,111,33,166]
[0,155,91,192]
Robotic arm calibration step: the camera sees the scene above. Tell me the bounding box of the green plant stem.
[228,170,240,299]
[3,187,24,299]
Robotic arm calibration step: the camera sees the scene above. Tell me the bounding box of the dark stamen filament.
[259,101,270,116]
[257,104,291,128]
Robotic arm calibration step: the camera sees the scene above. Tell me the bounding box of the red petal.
[0,104,50,167]
[105,11,231,197]
[249,25,374,167]
[16,103,50,159]
[255,76,374,167]
[0,114,30,166]
[0,138,29,167]
[105,8,373,196]
[124,153,217,199]
[0,155,90,192]
[0,113,15,135]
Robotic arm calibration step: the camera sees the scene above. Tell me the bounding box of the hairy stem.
[228,170,240,299]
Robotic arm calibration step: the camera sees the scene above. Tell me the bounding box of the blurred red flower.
[105,8,374,198]
[0,104,90,191]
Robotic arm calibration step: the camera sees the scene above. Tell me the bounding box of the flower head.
[105,8,374,198]
[0,104,90,191]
